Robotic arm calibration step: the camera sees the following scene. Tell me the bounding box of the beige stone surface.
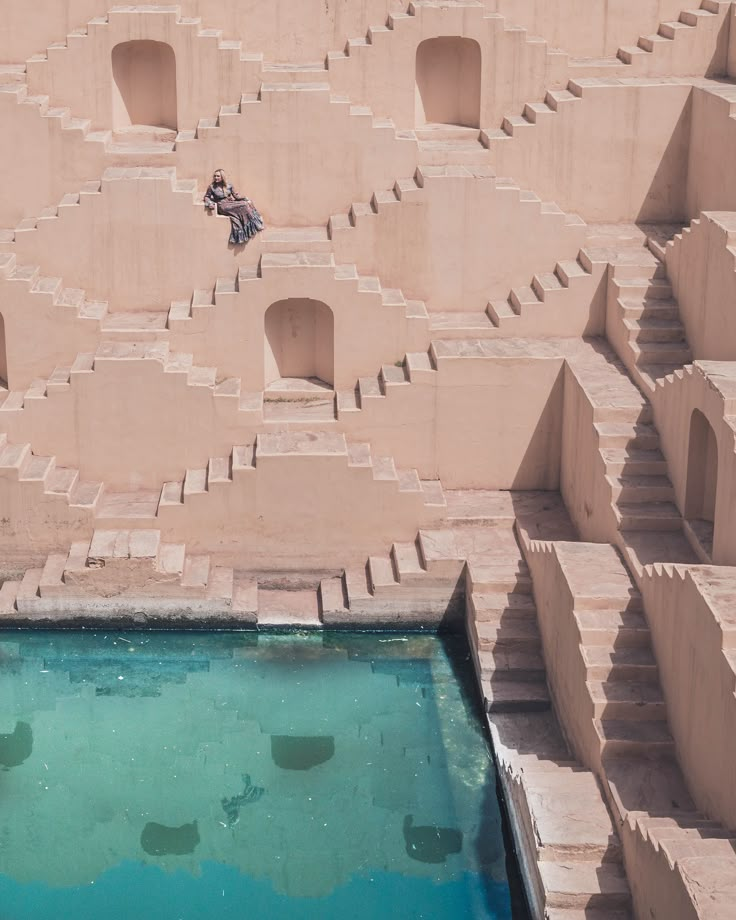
[1,1,736,915]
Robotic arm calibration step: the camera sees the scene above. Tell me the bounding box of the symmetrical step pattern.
[0,529,258,623]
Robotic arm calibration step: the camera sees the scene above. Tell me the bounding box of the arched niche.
[415,37,481,128]
[111,40,178,139]
[685,408,718,555]
[0,313,7,388]
[264,298,334,389]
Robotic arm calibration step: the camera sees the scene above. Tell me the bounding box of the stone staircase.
[0,248,431,392]
[489,711,633,918]
[615,0,730,74]
[25,6,259,71]
[0,340,240,416]
[596,408,681,537]
[517,536,736,920]
[335,350,434,418]
[0,167,220,248]
[0,528,257,624]
[0,431,102,510]
[483,83,582,146]
[0,79,110,153]
[322,491,549,714]
[22,5,265,149]
[566,343,697,576]
[327,164,585,253]
[157,431,445,521]
[486,244,597,330]
[608,255,692,392]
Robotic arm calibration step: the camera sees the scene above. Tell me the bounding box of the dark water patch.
[140,821,200,856]
[403,815,463,864]
[0,721,32,769]
[270,735,335,771]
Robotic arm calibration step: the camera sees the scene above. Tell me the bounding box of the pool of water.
[0,631,524,919]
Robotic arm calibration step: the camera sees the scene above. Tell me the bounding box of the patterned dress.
[204,182,264,245]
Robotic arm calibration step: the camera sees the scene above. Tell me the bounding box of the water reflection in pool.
[0,631,520,919]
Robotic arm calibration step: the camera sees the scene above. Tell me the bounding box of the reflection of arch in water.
[112,40,178,134]
[140,820,199,856]
[415,37,481,128]
[0,312,7,388]
[264,298,334,388]
[685,408,719,555]
[0,721,33,769]
[271,735,335,770]
[403,814,463,864]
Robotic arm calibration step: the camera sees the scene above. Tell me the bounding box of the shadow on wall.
[685,408,718,558]
[415,37,481,128]
[112,40,177,136]
[638,95,692,223]
[510,365,565,490]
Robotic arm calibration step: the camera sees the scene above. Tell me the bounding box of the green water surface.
[0,631,522,919]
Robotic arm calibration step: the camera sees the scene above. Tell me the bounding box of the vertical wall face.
[264,299,334,387]
[111,40,178,132]
[415,37,481,128]
[0,314,7,387]
[487,0,692,57]
[685,409,719,531]
[665,212,736,361]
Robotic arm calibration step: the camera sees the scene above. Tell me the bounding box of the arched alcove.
[264,298,334,389]
[0,313,7,388]
[111,40,177,139]
[415,37,481,128]
[685,409,718,555]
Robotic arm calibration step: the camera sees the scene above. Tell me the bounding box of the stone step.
[608,475,675,503]
[318,576,348,616]
[575,609,650,648]
[613,278,673,300]
[582,645,658,682]
[474,617,541,653]
[633,341,692,366]
[471,591,537,619]
[477,648,546,681]
[623,316,687,343]
[367,554,398,593]
[618,296,681,320]
[587,680,666,720]
[0,579,20,614]
[594,719,674,758]
[600,447,668,476]
[482,678,550,713]
[596,422,660,450]
[539,860,631,911]
[390,540,427,584]
[545,910,632,920]
[615,501,683,531]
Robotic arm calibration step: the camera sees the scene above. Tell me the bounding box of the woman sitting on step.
[204,169,264,245]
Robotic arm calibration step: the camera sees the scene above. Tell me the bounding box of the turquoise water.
[0,631,522,919]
